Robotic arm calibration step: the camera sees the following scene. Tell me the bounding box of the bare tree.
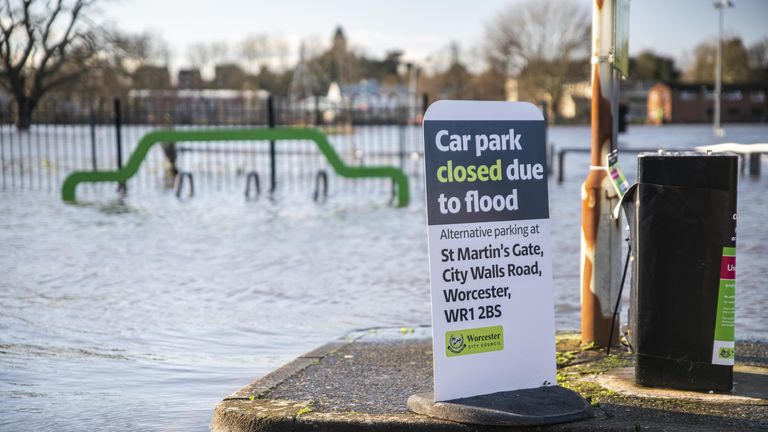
[429,42,473,99]
[0,0,98,129]
[270,37,291,72]
[109,31,170,69]
[485,0,590,119]
[747,37,768,82]
[187,40,230,80]
[240,34,272,74]
[186,42,213,79]
[686,37,751,84]
[630,50,680,82]
[748,38,768,69]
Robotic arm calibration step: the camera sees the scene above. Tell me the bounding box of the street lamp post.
[713,0,733,136]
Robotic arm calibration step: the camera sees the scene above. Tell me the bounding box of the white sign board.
[615,0,631,78]
[423,101,556,401]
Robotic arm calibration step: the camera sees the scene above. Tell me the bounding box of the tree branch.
[14,0,37,73]
[33,0,92,100]
[39,68,84,95]
[0,8,23,93]
[36,0,82,77]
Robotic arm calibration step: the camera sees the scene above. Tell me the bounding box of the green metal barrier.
[61,127,410,207]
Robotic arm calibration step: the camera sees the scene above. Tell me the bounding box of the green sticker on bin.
[712,246,736,365]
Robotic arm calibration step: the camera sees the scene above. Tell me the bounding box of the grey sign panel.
[423,120,549,226]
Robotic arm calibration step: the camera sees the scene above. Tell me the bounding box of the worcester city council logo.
[448,333,466,354]
[719,347,734,360]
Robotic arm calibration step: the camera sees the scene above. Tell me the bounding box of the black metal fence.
[0,95,429,201]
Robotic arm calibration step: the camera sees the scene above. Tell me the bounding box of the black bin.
[622,152,738,392]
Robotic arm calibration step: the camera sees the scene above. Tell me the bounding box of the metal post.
[714,2,723,133]
[713,0,733,136]
[90,107,97,171]
[114,98,126,194]
[581,0,622,347]
[267,95,276,192]
[398,103,406,169]
[748,152,761,176]
[407,64,419,124]
[541,100,551,174]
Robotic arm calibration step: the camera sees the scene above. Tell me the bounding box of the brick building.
[647,82,767,124]
[178,69,204,90]
[213,64,246,89]
[132,65,172,90]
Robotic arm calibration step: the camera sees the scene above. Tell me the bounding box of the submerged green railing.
[61,127,410,207]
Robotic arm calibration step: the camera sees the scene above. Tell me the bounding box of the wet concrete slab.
[593,365,768,403]
[210,328,768,432]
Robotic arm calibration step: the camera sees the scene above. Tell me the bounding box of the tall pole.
[267,95,277,193]
[581,0,622,347]
[713,0,733,136]
[114,98,126,195]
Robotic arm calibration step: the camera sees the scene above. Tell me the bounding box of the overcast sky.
[99,0,768,74]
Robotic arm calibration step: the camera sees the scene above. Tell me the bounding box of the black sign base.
[407,386,593,426]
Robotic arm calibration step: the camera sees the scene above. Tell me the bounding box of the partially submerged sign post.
[407,101,592,426]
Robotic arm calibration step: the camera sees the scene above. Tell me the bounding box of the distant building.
[621,80,655,122]
[505,77,590,123]
[178,69,203,90]
[291,79,414,124]
[558,80,591,122]
[132,65,172,90]
[329,26,350,83]
[504,79,519,102]
[647,82,767,124]
[213,64,246,89]
[298,79,409,111]
[127,89,269,124]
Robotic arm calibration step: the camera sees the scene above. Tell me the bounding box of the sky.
[98,0,768,76]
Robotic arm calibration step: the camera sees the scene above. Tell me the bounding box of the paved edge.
[212,401,465,432]
[210,335,768,432]
[211,339,466,432]
[212,341,351,432]
[223,341,350,401]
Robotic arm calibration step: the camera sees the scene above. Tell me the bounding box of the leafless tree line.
[0,0,96,128]
[2,0,766,129]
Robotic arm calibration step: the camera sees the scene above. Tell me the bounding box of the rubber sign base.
[407,386,593,426]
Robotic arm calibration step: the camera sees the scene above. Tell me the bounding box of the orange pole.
[581,0,622,347]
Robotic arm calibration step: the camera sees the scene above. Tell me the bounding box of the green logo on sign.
[719,347,735,360]
[447,333,466,354]
[445,325,504,357]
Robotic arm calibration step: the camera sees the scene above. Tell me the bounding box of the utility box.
[622,152,738,392]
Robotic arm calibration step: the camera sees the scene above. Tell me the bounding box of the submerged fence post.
[90,107,98,171]
[114,98,126,194]
[313,94,321,126]
[540,100,551,175]
[267,95,276,193]
[398,103,406,169]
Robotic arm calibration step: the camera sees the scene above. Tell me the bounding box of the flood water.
[1,124,766,431]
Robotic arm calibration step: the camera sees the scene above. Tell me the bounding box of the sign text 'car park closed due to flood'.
[423,101,556,401]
